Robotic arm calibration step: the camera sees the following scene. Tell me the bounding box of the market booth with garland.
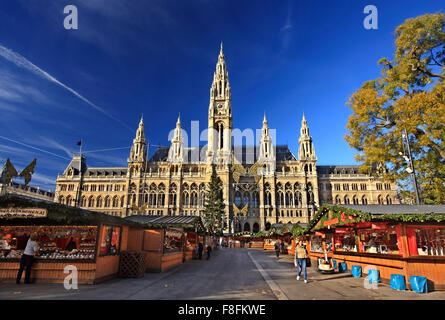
[229,232,264,249]
[125,215,205,272]
[306,204,445,290]
[0,195,143,284]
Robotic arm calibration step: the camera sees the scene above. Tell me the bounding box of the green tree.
[345,13,445,204]
[202,165,226,235]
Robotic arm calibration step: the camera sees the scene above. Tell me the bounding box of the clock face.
[217,104,224,109]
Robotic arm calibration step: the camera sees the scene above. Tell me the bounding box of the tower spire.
[298,114,316,160]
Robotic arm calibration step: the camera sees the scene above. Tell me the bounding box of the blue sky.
[0,0,444,191]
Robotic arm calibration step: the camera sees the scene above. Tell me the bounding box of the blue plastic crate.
[409,276,428,293]
[338,262,348,273]
[351,265,362,278]
[390,274,406,291]
[368,269,380,283]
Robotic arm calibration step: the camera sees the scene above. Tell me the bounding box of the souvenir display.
[99,226,121,256]
[0,226,97,260]
[310,235,323,253]
[163,228,183,253]
[414,227,445,256]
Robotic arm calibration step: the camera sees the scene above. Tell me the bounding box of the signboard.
[323,218,339,227]
[0,208,47,218]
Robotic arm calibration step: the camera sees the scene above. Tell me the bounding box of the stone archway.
[243,222,251,232]
[252,222,260,233]
[265,222,271,231]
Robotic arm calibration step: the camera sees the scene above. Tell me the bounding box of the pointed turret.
[128,116,147,165]
[168,114,184,163]
[259,113,275,174]
[298,114,316,160]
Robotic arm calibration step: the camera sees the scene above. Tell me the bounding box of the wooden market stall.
[306,204,445,291]
[0,195,142,284]
[125,215,205,272]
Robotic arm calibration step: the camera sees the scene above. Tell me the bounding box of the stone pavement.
[0,247,444,300]
[249,248,445,300]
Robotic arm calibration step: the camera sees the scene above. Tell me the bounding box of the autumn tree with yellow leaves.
[346,13,445,204]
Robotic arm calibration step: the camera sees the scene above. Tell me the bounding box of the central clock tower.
[207,43,233,165]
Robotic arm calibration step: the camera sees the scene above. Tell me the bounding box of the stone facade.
[54,45,399,233]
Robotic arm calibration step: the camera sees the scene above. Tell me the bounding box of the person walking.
[198,242,203,260]
[274,241,280,258]
[16,232,39,284]
[294,238,308,283]
[280,241,285,254]
[206,244,212,260]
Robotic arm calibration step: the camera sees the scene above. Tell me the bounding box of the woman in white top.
[16,233,39,284]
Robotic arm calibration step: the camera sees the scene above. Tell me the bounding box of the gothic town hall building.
[55,45,399,233]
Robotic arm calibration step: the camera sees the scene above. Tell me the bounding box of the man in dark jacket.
[206,244,212,260]
[198,242,203,260]
[274,241,280,258]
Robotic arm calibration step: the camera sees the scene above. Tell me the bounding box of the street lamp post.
[402,128,421,205]
[377,119,421,205]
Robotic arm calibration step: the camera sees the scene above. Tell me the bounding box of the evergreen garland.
[0,195,205,231]
[306,204,445,233]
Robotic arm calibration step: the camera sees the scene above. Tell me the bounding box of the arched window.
[59,196,65,204]
[66,196,72,206]
[234,191,242,207]
[158,183,166,206]
[120,196,125,207]
[243,222,251,232]
[243,192,250,207]
[104,196,111,208]
[335,195,341,204]
[361,196,368,205]
[344,196,350,205]
[200,192,206,207]
[386,195,392,205]
[169,184,177,206]
[96,196,103,208]
[81,196,87,207]
[182,192,190,207]
[252,192,259,207]
[353,196,359,205]
[88,196,94,207]
[378,195,383,204]
[112,196,119,208]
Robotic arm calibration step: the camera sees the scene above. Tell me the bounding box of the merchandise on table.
[412,227,445,256]
[0,226,97,260]
[163,228,183,253]
[310,235,323,253]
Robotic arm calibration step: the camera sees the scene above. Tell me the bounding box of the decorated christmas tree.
[202,165,226,235]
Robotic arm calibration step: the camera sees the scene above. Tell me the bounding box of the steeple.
[168,114,184,163]
[298,114,316,160]
[210,42,231,103]
[128,116,147,165]
[259,113,275,174]
[207,44,233,165]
